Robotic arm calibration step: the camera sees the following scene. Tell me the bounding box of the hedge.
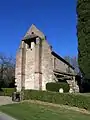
[23,90,90,111]
[0,88,16,96]
[46,82,70,92]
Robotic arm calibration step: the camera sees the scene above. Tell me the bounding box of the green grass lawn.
[0,102,90,120]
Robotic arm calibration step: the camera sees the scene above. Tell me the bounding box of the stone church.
[15,24,79,92]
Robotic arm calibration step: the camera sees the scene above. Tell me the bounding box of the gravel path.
[0,96,15,106]
[0,96,17,120]
[0,112,17,120]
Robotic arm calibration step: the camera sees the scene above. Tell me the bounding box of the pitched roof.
[23,24,45,40]
[51,51,74,70]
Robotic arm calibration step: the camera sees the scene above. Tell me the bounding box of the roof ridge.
[24,24,45,39]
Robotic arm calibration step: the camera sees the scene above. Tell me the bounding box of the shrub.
[46,82,70,92]
[24,90,90,111]
[0,91,4,96]
[0,88,16,96]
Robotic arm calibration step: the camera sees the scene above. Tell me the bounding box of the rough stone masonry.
[15,24,79,92]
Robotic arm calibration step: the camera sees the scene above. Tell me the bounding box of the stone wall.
[15,48,22,92]
[53,55,75,74]
[25,46,35,90]
[53,56,69,72]
[34,37,42,90]
[41,40,54,90]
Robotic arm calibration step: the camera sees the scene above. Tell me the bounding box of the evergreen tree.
[77,0,90,80]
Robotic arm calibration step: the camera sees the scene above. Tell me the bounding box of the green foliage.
[0,91,4,96]
[46,82,70,92]
[77,0,90,79]
[24,90,90,110]
[0,88,16,96]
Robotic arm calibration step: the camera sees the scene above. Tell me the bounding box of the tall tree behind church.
[77,0,90,80]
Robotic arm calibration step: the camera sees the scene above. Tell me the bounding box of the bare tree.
[64,56,80,74]
[0,53,15,88]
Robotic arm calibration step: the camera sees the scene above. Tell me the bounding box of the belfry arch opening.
[24,38,36,50]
